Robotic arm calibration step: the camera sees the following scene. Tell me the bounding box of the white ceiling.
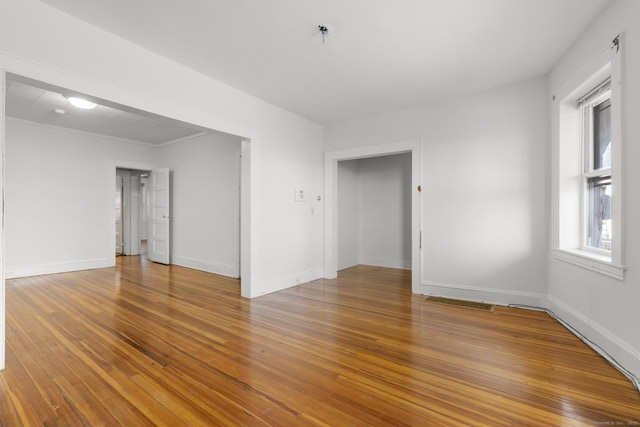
[39,0,611,124]
[5,74,211,145]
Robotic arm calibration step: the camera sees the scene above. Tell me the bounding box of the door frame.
[324,139,422,294]
[115,174,124,255]
[110,163,158,266]
[116,167,149,257]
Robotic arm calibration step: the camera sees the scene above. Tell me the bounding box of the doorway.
[337,153,412,271]
[325,139,422,294]
[116,168,151,258]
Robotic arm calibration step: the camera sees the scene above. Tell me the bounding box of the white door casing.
[148,167,170,264]
[140,177,149,240]
[115,175,123,255]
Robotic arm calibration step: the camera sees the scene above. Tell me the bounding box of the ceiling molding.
[5,117,161,148]
[157,132,210,147]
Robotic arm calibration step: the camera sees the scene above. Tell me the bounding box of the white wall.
[358,154,412,270]
[325,77,550,306]
[5,119,159,277]
[338,154,412,271]
[159,133,241,278]
[337,160,360,269]
[548,0,640,382]
[251,114,324,293]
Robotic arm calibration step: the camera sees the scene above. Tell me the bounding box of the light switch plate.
[294,189,305,202]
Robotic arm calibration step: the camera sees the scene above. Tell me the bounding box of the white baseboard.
[5,258,111,279]
[421,280,546,307]
[171,255,239,278]
[420,280,640,389]
[253,267,324,298]
[359,257,411,270]
[337,261,359,271]
[547,295,640,387]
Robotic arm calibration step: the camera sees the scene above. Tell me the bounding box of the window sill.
[552,248,625,280]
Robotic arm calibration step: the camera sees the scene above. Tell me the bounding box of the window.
[581,86,611,252]
[552,34,624,279]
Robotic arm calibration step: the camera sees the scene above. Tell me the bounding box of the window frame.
[552,34,624,280]
[581,88,612,255]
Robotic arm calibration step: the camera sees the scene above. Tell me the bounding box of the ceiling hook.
[318,25,329,44]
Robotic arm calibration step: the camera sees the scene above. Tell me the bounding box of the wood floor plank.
[1,260,639,426]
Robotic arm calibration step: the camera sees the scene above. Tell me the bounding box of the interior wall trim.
[5,258,111,279]
[421,280,546,307]
[171,255,239,279]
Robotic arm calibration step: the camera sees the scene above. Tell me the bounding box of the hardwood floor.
[1,259,639,426]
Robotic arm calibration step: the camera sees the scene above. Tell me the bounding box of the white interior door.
[115,175,123,255]
[148,167,170,264]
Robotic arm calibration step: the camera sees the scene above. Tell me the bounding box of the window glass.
[593,99,611,170]
[587,175,611,250]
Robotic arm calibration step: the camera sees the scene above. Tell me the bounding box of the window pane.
[593,99,611,170]
[587,175,612,250]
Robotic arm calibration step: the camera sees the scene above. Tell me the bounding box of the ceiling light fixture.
[67,96,97,110]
